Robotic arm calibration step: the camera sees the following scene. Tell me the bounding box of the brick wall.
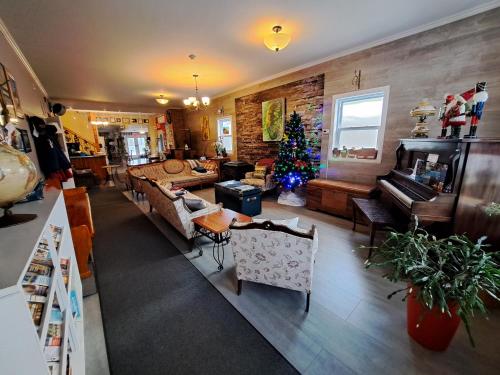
[235,74,324,164]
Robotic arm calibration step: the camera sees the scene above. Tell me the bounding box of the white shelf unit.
[0,189,85,375]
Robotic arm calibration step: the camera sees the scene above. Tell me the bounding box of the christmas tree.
[274,111,317,191]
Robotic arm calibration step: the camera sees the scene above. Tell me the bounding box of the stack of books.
[60,258,70,289]
[44,308,63,364]
[49,225,63,252]
[22,240,54,327]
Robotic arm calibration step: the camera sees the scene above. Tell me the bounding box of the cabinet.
[0,189,85,375]
[307,179,376,218]
[221,161,254,181]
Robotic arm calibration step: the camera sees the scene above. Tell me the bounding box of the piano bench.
[352,198,398,257]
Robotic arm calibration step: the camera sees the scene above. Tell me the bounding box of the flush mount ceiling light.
[264,25,291,52]
[183,74,210,110]
[155,95,169,105]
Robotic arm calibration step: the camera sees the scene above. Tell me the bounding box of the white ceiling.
[0,0,496,108]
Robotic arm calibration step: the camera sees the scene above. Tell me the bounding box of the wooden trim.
[229,219,315,240]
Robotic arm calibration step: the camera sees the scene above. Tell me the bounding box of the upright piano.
[378,137,500,247]
[377,139,467,224]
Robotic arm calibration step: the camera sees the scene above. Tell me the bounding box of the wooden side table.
[192,209,251,271]
[352,198,398,257]
[102,164,121,186]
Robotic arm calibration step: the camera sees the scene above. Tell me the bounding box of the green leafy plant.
[365,224,500,346]
[485,202,500,217]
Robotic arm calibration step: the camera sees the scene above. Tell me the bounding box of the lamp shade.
[264,26,291,52]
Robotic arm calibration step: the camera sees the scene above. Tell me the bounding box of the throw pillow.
[193,166,207,173]
[163,159,185,174]
[253,165,267,180]
[184,198,206,212]
[186,159,201,169]
[202,161,217,172]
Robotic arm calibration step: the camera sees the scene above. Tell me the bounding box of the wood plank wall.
[184,9,500,184]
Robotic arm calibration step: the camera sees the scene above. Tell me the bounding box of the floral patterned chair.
[229,219,318,311]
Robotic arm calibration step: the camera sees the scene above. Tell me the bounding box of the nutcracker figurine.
[465,81,488,138]
[440,89,475,139]
[438,94,454,138]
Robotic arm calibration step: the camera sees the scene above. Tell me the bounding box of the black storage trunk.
[214,180,262,216]
[221,161,254,181]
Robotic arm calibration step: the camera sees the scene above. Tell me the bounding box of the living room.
[1,1,499,374]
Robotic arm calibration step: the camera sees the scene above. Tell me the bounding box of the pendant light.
[183,74,210,110]
[155,95,169,105]
[264,25,291,52]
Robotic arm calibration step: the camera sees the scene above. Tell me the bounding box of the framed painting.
[201,115,210,141]
[0,63,16,119]
[18,128,32,152]
[5,70,23,118]
[262,98,285,141]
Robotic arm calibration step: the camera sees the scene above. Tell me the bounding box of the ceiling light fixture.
[155,95,169,105]
[183,74,210,110]
[264,25,291,52]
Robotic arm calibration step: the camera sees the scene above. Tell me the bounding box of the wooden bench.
[352,198,398,257]
[306,179,376,219]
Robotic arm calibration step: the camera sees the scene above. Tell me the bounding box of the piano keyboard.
[379,179,414,208]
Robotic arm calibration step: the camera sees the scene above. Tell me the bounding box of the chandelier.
[183,74,210,110]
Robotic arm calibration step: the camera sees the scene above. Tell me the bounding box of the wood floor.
[127,188,500,375]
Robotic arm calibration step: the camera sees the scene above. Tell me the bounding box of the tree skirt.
[278,190,306,206]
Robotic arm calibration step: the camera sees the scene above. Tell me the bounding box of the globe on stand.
[0,142,39,228]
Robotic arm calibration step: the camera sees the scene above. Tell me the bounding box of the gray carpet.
[89,188,297,375]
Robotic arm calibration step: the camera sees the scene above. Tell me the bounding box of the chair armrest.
[245,172,254,179]
[189,203,222,219]
[265,173,276,190]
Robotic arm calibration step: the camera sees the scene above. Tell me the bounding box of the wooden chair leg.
[237,279,242,295]
[368,224,376,258]
[306,291,311,312]
[352,205,357,231]
[149,203,153,212]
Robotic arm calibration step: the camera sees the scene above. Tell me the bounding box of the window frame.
[216,115,233,154]
[329,86,390,164]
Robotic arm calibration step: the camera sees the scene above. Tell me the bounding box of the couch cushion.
[184,198,207,212]
[141,164,169,180]
[163,159,185,174]
[240,178,265,187]
[253,165,267,179]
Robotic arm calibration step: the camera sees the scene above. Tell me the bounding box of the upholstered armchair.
[240,158,276,192]
[229,220,318,311]
[63,187,94,279]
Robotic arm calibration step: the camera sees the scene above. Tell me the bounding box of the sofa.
[127,159,219,197]
[240,158,277,192]
[229,218,318,311]
[142,178,221,239]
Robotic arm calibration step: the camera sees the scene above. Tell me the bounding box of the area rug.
[89,188,297,375]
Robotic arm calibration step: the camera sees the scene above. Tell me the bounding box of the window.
[217,116,233,153]
[330,86,389,162]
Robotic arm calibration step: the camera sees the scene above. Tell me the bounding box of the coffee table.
[192,208,251,271]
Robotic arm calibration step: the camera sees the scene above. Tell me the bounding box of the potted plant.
[365,224,500,351]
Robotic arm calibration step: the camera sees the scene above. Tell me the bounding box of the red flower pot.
[407,289,461,351]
